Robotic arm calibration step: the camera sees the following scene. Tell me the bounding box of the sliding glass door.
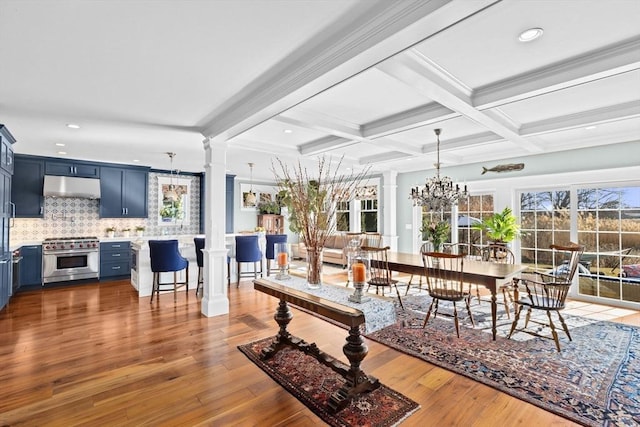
[519,185,640,305]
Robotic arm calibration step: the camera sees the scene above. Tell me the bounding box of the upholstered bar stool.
[265,234,288,276]
[235,235,262,286]
[149,240,189,303]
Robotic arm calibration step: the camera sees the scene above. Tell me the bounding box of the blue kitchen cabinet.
[0,125,15,311]
[19,245,42,287]
[12,156,45,218]
[45,159,100,178]
[100,241,131,279]
[99,166,149,218]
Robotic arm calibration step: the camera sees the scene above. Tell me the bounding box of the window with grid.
[361,199,378,232]
[576,186,640,303]
[519,190,571,269]
[336,200,350,232]
[456,194,494,256]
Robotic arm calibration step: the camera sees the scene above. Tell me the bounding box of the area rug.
[367,294,640,426]
[238,336,420,427]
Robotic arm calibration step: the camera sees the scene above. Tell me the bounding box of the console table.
[253,277,396,412]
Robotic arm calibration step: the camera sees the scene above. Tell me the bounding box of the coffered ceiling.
[1,0,639,182]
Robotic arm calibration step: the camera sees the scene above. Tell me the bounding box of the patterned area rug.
[368,294,640,426]
[238,337,420,427]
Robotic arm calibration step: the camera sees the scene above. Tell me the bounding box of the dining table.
[381,251,528,340]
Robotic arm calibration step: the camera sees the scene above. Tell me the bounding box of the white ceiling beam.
[521,101,640,136]
[421,132,502,154]
[474,37,640,109]
[299,136,358,156]
[276,110,423,156]
[362,102,457,138]
[377,49,545,153]
[199,0,500,142]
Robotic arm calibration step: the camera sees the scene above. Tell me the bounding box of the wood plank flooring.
[0,276,638,426]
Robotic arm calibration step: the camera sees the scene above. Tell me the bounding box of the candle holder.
[345,238,362,287]
[348,250,370,303]
[274,242,291,280]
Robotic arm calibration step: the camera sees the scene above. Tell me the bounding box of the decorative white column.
[201,137,230,317]
[382,170,398,251]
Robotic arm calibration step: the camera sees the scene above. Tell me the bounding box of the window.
[336,201,350,232]
[576,186,640,303]
[520,186,640,305]
[457,194,493,256]
[520,190,571,268]
[361,199,378,232]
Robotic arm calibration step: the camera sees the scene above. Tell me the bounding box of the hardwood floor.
[1,277,637,426]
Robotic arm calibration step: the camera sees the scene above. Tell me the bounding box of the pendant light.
[165,152,178,202]
[245,162,257,206]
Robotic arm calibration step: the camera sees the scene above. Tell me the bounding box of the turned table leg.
[328,325,380,412]
[260,299,293,360]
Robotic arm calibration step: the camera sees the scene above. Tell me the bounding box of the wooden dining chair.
[405,242,430,295]
[363,245,404,309]
[422,251,475,338]
[478,244,517,318]
[507,242,584,351]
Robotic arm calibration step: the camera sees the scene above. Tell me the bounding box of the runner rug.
[367,294,640,427]
[238,337,420,427]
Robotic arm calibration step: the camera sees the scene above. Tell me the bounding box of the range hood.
[43,175,101,199]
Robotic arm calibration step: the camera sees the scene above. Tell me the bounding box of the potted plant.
[257,199,281,215]
[135,226,145,237]
[472,206,520,245]
[105,226,116,238]
[121,227,131,238]
[420,220,450,252]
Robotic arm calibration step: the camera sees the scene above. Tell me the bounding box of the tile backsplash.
[11,172,201,242]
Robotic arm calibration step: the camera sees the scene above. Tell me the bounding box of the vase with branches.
[273,156,370,288]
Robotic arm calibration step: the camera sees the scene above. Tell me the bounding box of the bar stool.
[149,240,189,303]
[265,234,288,276]
[235,235,262,286]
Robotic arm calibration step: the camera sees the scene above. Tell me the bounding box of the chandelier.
[410,128,468,211]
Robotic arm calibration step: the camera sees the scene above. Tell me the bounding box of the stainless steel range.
[42,237,100,284]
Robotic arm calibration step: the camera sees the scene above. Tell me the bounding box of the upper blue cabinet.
[99,166,149,218]
[12,156,45,218]
[45,160,100,178]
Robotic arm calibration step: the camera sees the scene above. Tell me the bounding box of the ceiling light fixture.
[57,151,67,155]
[409,128,468,212]
[165,152,179,203]
[55,143,65,147]
[66,123,80,129]
[245,162,257,206]
[283,129,293,134]
[585,125,597,130]
[518,27,544,42]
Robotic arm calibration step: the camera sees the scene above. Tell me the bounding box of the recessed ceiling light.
[518,27,544,42]
[57,151,67,155]
[585,125,597,130]
[55,143,65,147]
[283,129,293,134]
[66,123,80,129]
[133,159,140,163]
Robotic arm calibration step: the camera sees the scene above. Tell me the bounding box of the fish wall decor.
[481,163,525,175]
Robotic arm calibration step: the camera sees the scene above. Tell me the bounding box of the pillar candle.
[352,262,366,283]
[277,252,288,267]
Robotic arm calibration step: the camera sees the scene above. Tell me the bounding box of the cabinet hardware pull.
[112,254,121,257]
[10,202,15,227]
[112,245,121,248]
[112,266,121,269]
